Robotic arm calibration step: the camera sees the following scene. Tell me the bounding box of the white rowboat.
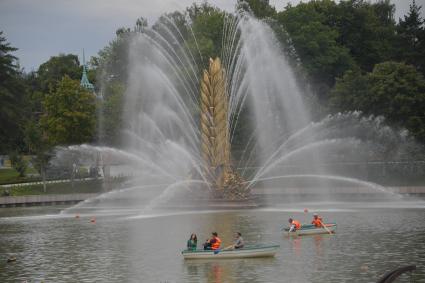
[285,223,337,236]
[182,244,279,259]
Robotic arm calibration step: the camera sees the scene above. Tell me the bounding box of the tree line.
[0,0,424,168]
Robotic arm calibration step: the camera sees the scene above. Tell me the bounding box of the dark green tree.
[99,82,125,145]
[277,1,354,101]
[9,151,27,177]
[0,31,28,153]
[329,68,368,111]
[24,120,52,192]
[332,0,397,71]
[396,0,425,73]
[186,3,226,67]
[41,75,96,145]
[237,0,276,18]
[330,62,425,142]
[37,54,81,93]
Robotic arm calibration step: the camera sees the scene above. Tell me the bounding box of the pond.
[1,198,424,282]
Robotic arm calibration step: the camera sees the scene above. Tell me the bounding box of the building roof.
[80,50,95,92]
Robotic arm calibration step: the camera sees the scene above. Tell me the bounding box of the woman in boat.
[187,233,197,251]
[288,218,301,232]
[203,232,222,250]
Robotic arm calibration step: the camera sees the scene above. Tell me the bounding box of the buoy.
[90,217,96,223]
[304,208,308,213]
[360,265,369,271]
[75,214,80,219]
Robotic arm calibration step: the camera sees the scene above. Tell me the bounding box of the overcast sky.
[0,0,423,71]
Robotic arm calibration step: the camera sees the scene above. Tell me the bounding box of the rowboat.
[182,244,280,259]
[284,223,337,236]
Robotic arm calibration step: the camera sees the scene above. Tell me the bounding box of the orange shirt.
[211,237,221,250]
[312,217,323,227]
[292,220,301,229]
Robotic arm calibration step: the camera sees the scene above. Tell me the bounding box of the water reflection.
[313,235,323,257]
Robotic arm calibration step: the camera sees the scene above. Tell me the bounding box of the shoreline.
[1,186,425,208]
[0,193,98,208]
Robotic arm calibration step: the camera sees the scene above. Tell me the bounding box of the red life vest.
[292,220,301,229]
[312,217,323,227]
[211,237,221,250]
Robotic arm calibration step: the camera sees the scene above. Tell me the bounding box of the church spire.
[80,49,95,93]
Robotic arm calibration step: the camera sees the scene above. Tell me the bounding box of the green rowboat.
[285,223,337,236]
[182,244,280,259]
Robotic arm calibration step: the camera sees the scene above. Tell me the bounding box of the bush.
[9,152,28,177]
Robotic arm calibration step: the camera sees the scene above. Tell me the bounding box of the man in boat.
[224,232,245,250]
[233,232,244,249]
[311,213,324,227]
[288,218,301,232]
[203,232,222,250]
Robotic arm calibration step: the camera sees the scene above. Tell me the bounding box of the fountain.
[199,57,249,200]
[55,12,422,212]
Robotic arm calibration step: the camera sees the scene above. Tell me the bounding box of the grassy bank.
[1,177,127,196]
[0,168,39,185]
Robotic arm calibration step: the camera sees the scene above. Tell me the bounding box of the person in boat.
[234,232,244,249]
[203,232,222,250]
[223,232,245,250]
[311,213,324,227]
[187,233,197,251]
[288,218,301,232]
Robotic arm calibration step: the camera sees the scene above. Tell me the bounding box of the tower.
[80,49,95,93]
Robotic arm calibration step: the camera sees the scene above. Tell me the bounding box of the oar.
[213,245,232,254]
[222,245,234,251]
[319,220,333,235]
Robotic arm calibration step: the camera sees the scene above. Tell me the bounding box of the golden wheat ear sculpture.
[199,58,250,199]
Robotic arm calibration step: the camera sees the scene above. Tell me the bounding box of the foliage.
[37,54,81,93]
[3,0,425,155]
[99,82,125,145]
[186,3,226,67]
[0,31,28,153]
[330,62,425,142]
[6,179,106,196]
[333,0,397,71]
[41,75,96,145]
[94,28,134,87]
[396,0,425,73]
[9,151,27,177]
[276,1,355,100]
[237,0,276,19]
[92,28,134,146]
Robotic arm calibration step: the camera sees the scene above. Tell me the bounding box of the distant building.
[80,50,98,96]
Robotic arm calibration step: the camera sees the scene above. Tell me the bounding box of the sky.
[0,0,423,71]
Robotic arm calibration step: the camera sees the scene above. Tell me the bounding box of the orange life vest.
[211,237,221,250]
[292,220,301,229]
[312,217,323,227]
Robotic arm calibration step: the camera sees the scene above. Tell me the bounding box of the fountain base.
[211,171,251,200]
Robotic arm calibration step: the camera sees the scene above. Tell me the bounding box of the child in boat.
[288,218,301,232]
[311,213,324,227]
[187,233,197,251]
[203,232,222,250]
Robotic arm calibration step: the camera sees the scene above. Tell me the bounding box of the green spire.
[80,49,95,92]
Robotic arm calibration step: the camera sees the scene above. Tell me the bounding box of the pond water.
[1,199,424,282]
